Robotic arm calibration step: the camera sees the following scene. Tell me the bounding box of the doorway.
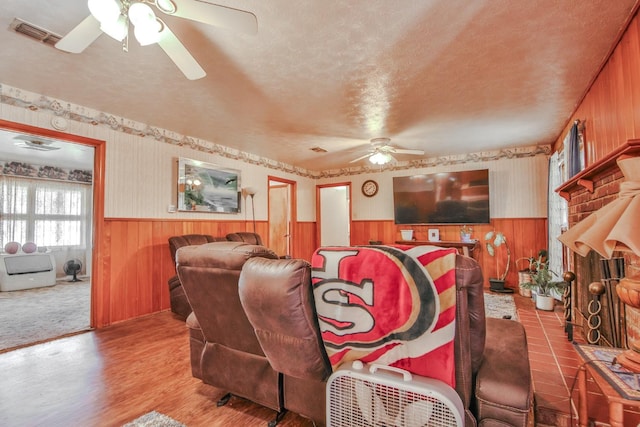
[317,183,351,246]
[0,119,103,350]
[268,176,296,257]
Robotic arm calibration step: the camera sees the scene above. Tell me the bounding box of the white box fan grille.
[327,362,463,427]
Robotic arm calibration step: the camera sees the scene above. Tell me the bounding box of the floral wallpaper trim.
[1,84,551,179]
[0,160,92,184]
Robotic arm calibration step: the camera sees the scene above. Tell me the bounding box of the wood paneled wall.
[352,218,548,290]
[98,217,544,327]
[98,219,317,327]
[554,10,640,162]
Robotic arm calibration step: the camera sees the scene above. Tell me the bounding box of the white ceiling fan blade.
[161,0,258,34]
[55,15,103,53]
[157,23,206,80]
[350,153,373,163]
[390,148,425,155]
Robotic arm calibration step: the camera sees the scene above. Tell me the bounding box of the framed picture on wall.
[177,157,241,213]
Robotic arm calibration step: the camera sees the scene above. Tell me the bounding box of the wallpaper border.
[1,84,551,179]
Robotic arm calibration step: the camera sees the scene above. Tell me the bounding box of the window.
[0,177,91,248]
[548,152,568,275]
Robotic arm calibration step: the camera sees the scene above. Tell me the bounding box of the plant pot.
[461,233,472,242]
[535,294,555,311]
[400,230,414,241]
[489,279,513,293]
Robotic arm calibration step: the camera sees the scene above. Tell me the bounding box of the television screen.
[393,169,490,224]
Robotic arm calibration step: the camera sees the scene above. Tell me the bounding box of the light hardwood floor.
[0,311,314,427]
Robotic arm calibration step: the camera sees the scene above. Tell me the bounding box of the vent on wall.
[10,18,62,46]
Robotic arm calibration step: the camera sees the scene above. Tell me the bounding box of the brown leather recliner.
[167,234,226,319]
[226,231,263,245]
[176,241,283,421]
[238,254,532,426]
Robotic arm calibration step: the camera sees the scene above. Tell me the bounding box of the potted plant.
[520,249,567,311]
[460,225,473,242]
[484,230,513,293]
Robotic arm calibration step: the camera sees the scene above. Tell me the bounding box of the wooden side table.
[395,240,478,258]
[574,344,640,427]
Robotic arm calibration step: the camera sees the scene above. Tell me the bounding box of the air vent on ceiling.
[10,18,62,47]
[311,147,328,153]
[13,135,61,152]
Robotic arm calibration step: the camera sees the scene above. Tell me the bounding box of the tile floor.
[513,292,640,426]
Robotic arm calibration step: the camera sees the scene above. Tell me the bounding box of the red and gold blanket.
[311,245,457,387]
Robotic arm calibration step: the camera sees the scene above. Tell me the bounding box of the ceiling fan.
[350,138,425,165]
[55,0,258,80]
[13,135,61,151]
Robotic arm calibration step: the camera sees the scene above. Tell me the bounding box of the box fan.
[327,361,464,427]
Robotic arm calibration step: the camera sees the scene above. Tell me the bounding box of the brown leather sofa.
[176,241,284,420]
[167,234,227,319]
[238,254,532,426]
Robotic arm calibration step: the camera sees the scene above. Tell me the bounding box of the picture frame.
[428,228,440,242]
[177,157,241,213]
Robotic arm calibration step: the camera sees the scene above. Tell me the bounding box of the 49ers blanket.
[311,245,457,387]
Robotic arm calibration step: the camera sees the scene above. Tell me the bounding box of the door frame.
[267,175,297,257]
[0,119,105,329]
[316,182,352,246]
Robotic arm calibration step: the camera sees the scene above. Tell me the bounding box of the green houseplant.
[520,249,567,311]
[484,230,512,293]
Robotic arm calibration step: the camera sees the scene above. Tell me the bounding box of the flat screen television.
[393,169,490,224]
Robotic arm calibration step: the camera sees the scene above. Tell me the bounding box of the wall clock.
[362,180,379,197]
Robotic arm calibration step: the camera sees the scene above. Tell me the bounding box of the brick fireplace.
[558,140,640,347]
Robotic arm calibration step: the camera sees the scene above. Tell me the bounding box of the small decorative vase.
[461,233,472,242]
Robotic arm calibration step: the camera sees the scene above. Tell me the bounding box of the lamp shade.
[558,156,640,258]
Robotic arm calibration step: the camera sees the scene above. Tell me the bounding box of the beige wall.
[0,87,317,222]
[1,84,548,225]
[319,155,549,221]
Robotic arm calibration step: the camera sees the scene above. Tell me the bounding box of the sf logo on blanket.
[311,245,457,387]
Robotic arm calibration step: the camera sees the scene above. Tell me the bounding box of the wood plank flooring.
[0,312,314,427]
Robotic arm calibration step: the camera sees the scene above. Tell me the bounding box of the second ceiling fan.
[350,138,425,165]
[55,0,258,80]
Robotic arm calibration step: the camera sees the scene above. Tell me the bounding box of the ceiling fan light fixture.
[100,14,128,41]
[369,152,392,165]
[88,0,122,24]
[155,0,177,14]
[134,19,162,45]
[128,2,156,27]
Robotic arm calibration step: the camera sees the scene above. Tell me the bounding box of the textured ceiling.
[0,0,637,171]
